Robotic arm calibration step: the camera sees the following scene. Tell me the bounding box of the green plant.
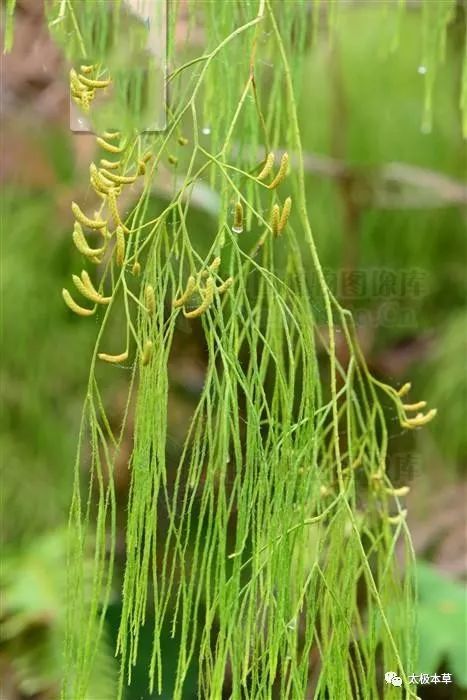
[3,2,466,698]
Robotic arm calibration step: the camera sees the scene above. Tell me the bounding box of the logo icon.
[385,671,402,687]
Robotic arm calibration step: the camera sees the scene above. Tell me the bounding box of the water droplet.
[287,620,296,630]
[232,225,243,234]
[417,65,427,75]
[202,126,211,135]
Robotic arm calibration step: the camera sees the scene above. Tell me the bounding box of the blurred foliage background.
[1,1,466,698]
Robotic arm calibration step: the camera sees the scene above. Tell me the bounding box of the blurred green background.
[1,1,466,698]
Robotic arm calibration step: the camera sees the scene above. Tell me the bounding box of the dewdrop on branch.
[232,201,244,234]
[145,285,156,315]
[141,340,153,366]
[62,288,95,316]
[268,152,289,189]
[98,351,129,364]
[115,226,125,267]
[257,152,275,181]
[72,202,107,230]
